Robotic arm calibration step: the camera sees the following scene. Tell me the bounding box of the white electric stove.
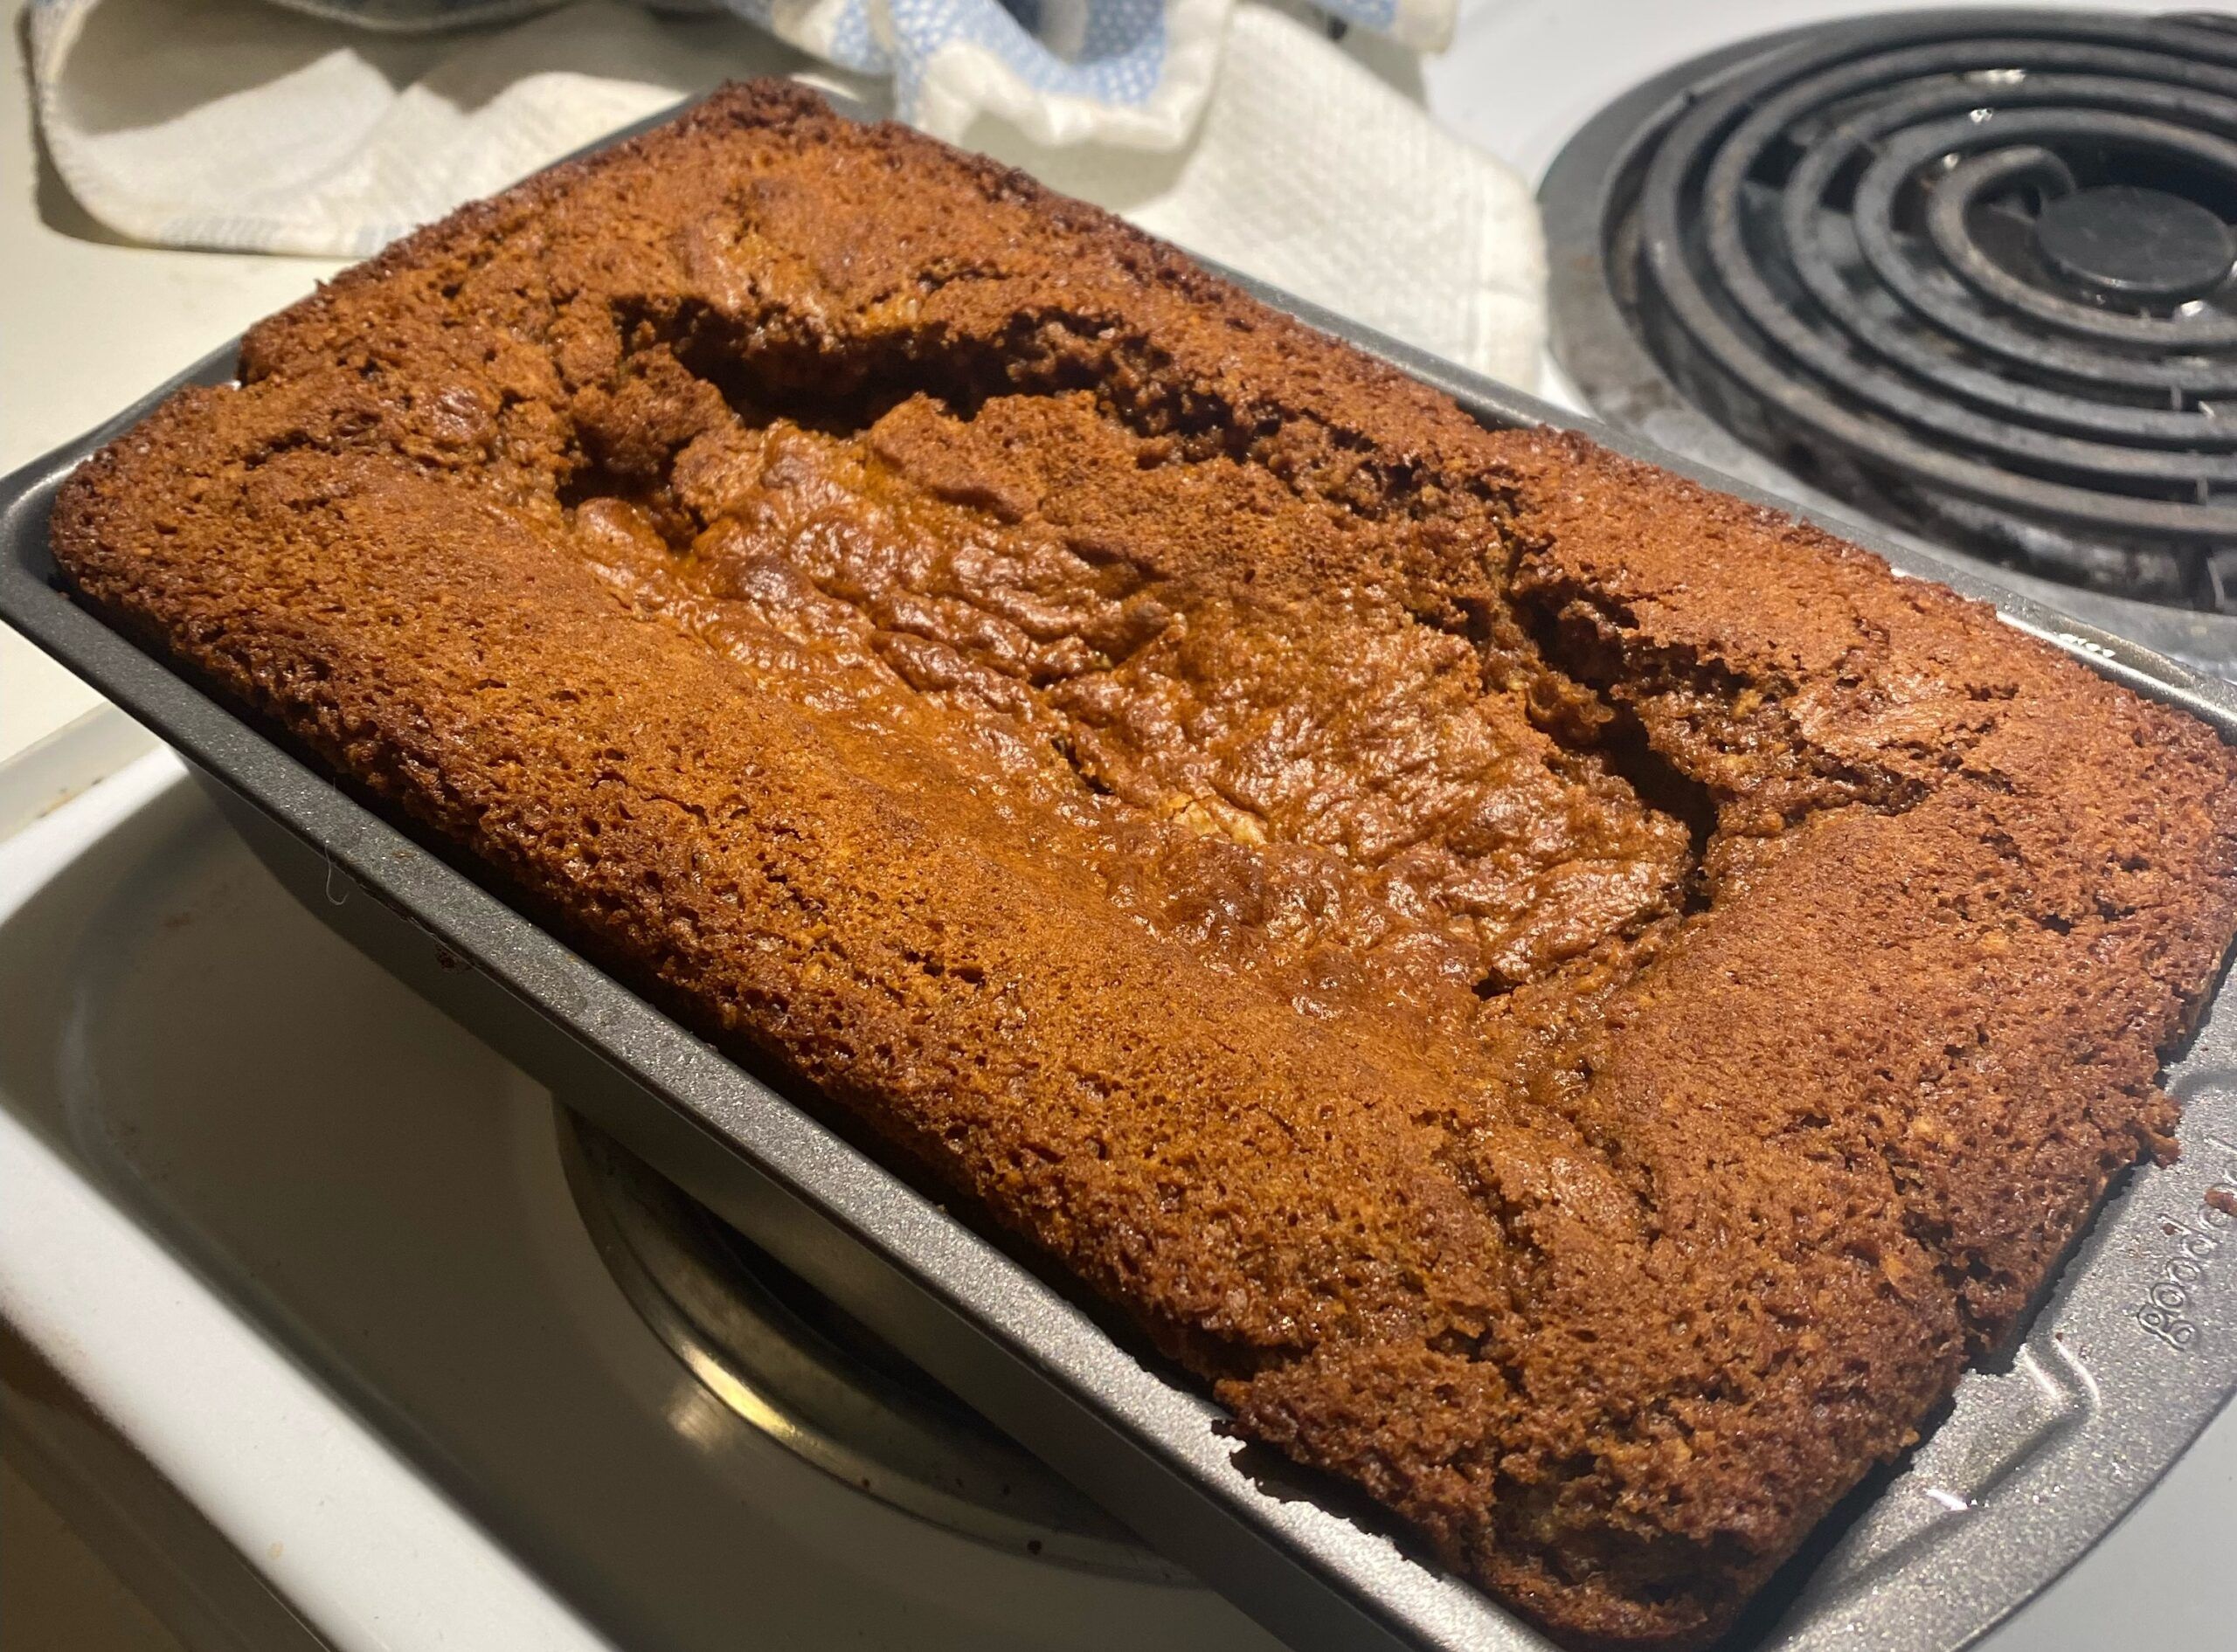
[4,3,2232,1650]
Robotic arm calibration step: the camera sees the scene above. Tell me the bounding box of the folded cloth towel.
[252,0,1455,144]
[26,0,1543,384]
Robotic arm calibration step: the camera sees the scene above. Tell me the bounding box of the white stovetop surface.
[3,3,2227,1651]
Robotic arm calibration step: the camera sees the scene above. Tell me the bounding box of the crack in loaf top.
[48,81,2237,1652]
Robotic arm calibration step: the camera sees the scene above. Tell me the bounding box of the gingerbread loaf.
[50,84,2237,1649]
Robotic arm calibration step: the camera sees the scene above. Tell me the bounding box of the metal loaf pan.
[4,96,2236,1652]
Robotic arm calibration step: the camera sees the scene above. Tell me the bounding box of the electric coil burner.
[1541,8,2237,676]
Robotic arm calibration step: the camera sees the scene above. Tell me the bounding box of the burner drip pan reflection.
[557,1108,1184,1583]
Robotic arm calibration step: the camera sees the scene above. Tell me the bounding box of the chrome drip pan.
[557,1107,1181,1581]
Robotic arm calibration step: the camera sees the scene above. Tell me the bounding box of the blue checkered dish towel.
[257,0,1455,146]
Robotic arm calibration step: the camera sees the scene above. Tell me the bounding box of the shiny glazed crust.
[49,84,2237,1650]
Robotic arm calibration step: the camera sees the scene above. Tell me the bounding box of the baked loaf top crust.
[52,84,2237,1649]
